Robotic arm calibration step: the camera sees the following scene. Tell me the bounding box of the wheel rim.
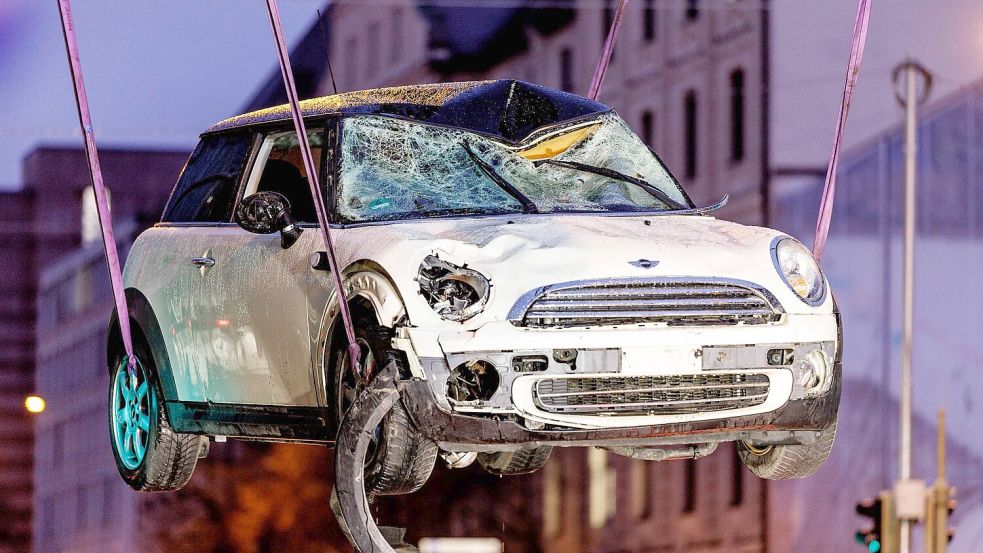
[111,357,152,470]
[742,440,773,456]
[339,338,382,466]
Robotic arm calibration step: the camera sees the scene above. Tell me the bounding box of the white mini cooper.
[109,80,840,495]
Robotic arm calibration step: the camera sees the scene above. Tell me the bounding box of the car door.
[194,125,326,406]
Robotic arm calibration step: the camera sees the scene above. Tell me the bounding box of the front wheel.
[109,341,206,492]
[737,421,837,480]
[335,322,437,496]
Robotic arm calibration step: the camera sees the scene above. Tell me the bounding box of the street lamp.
[24,395,45,414]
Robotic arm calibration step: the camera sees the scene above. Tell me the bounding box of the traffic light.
[856,497,884,552]
[926,483,956,553]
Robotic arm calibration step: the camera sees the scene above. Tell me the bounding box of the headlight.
[417,255,490,321]
[772,237,825,305]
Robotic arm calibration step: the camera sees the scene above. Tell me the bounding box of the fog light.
[797,349,829,392]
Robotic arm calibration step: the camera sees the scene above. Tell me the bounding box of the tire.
[737,420,837,480]
[109,333,207,492]
[334,319,438,496]
[477,446,553,476]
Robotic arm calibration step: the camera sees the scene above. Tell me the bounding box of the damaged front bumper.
[393,312,842,451]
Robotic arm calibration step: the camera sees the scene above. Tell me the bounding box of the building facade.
[317,1,767,226]
[254,2,771,551]
[22,148,188,553]
[0,188,36,553]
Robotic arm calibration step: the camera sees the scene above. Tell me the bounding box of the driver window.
[243,128,324,223]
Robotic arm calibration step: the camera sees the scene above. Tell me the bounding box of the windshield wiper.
[461,142,538,214]
[536,158,689,211]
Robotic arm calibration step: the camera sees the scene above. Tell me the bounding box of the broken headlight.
[772,237,826,305]
[417,255,490,321]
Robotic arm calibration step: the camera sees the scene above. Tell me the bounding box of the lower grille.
[533,373,770,415]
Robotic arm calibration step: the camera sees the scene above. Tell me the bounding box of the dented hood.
[342,213,825,326]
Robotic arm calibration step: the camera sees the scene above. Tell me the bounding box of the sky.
[4,2,983,189]
[772,1,983,168]
[0,0,323,189]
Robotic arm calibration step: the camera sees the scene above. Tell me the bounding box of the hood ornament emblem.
[629,259,659,269]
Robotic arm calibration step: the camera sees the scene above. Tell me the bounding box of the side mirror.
[235,191,303,249]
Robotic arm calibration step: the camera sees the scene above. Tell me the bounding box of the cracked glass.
[337,112,690,222]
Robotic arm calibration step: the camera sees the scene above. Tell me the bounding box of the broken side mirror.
[235,191,303,249]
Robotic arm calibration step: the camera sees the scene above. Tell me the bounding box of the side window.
[240,127,324,224]
[162,132,252,223]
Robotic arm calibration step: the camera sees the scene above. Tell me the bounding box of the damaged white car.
[109,80,840,494]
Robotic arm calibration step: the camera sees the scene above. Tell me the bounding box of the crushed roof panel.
[207,80,609,143]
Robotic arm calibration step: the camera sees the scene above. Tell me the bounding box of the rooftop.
[209,80,609,142]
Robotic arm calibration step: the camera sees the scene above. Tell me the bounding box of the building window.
[344,37,358,87]
[543,456,563,536]
[686,0,700,21]
[602,0,613,43]
[731,446,745,506]
[560,48,574,93]
[641,110,654,148]
[81,185,110,246]
[390,7,404,64]
[682,458,697,513]
[367,23,381,79]
[644,0,656,41]
[684,90,698,179]
[588,448,616,528]
[630,459,653,519]
[729,68,746,162]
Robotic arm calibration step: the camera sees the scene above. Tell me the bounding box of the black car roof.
[207,80,610,142]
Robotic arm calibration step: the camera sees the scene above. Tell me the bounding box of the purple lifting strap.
[264,0,362,377]
[57,0,136,374]
[588,0,630,100]
[813,0,872,262]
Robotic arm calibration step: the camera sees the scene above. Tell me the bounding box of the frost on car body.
[109,80,840,493]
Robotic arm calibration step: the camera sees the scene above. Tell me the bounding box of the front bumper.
[395,312,842,450]
[400,364,840,451]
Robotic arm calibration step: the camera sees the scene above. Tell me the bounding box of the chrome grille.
[509,278,781,328]
[533,373,770,415]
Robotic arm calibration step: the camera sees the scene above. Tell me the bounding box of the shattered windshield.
[337,112,690,222]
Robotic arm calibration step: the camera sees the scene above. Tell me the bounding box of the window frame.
[159,130,256,226]
[229,117,336,228]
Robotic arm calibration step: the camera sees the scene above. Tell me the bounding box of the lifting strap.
[812,0,872,262]
[588,0,630,100]
[264,0,362,377]
[57,0,363,379]
[57,0,136,374]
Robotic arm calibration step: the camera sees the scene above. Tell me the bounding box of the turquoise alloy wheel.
[110,357,152,470]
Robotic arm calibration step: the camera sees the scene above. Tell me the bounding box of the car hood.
[342,213,830,327]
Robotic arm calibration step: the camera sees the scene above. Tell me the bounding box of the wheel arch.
[107,288,179,405]
[316,260,409,406]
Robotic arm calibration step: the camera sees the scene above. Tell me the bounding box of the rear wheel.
[335,321,437,496]
[737,421,837,480]
[477,446,553,476]
[109,337,207,492]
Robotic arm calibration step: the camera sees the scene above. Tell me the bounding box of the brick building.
[0,188,36,553]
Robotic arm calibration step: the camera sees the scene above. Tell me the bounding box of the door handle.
[191,257,216,268]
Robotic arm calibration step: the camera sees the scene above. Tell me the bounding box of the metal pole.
[894,58,931,553]
[898,60,917,553]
